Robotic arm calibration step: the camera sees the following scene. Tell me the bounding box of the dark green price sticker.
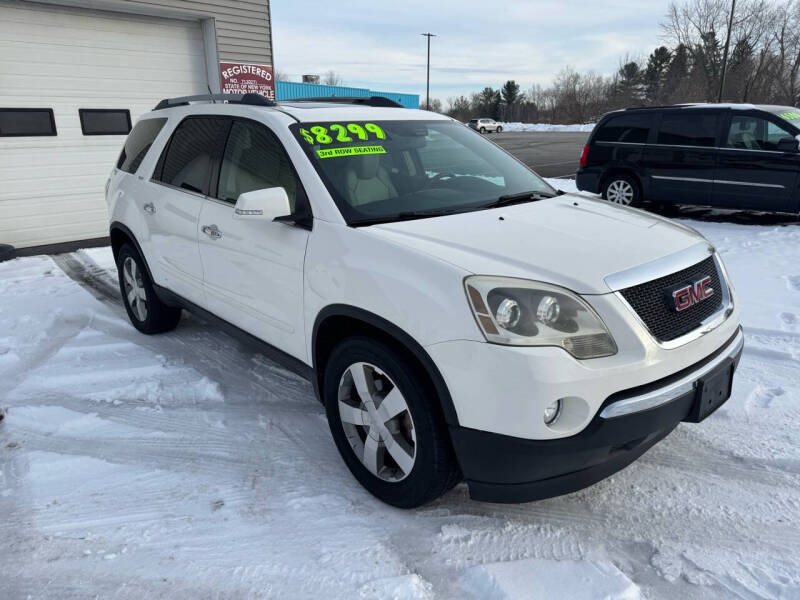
[299,123,386,145]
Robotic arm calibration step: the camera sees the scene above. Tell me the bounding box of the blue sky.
[270,1,670,103]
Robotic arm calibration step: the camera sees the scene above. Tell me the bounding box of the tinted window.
[596,114,650,143]
[657,112,719,147]
[0,108,56,136]
[159,117,228,195]
[117,118,167,174]
[217,120,300,209]
[726,115,795,151]
[80,109,131,135]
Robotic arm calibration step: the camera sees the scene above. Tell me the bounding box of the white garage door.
[0,2,210,248]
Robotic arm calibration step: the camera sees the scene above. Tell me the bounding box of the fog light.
[495,298,521,329]
[536,295,560,325]
[543,399,562,425]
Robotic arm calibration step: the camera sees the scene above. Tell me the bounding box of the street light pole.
[718,0,736,102]
[421,33,436,110]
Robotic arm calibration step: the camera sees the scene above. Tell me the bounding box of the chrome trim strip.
[604,243,714,291]
[599,328,743,419]
[613,253,734,350]
[595,141,646,146]
[714,179,785,189]
[651,175,713,183]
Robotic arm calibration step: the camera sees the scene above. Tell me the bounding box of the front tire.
[496,126,503,133]
[116,243,181,334]
[480,127,486,133]
[602,174,641,207]
[323,337,460,508]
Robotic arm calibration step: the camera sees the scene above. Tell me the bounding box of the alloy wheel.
[337,362,417,482]
[606,179,635,205]
[122,256,148,321]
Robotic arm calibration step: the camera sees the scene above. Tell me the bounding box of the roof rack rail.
[152,93,275,111]
[285,96,404,108]
[624,104,694,111]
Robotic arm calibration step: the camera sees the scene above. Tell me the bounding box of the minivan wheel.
[480,127,486,133]
[323,337,460,508]
[602,175,641,207]
[117,243,181,334]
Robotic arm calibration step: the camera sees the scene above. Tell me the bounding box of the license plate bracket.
[684,359,734,423]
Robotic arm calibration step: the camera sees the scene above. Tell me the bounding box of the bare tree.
[322,70,343,86]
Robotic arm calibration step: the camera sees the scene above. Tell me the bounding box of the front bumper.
[449,327,743,503]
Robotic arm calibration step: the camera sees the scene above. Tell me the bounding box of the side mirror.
[776,136,799,153]
[233,187,290,221]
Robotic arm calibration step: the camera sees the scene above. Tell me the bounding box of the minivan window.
[595,114,650,144]
[158,117,228,195]
[117,117,166,174]
[217,120,299,208]
[657,112,718,147]
[725,115,795,151]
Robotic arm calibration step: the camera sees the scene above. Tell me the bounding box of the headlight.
[464,276,617,359]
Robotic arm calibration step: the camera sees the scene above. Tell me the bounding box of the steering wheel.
[426,172,457,187]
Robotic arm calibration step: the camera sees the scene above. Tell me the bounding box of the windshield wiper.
[482,190,556,209]
[351,208,461,227]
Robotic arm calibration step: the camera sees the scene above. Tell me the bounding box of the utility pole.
[718,0,736,102]
[421,33,436,110]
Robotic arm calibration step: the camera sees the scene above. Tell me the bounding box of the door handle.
[201,224,223,240]
[143,202,156,214]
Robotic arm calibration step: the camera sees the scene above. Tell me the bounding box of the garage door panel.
[0,2,208,248]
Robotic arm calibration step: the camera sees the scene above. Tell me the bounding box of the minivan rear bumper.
[575,169,601,194]
[449,327,743,503]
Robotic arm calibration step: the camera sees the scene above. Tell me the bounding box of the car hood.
[365,195,708,294]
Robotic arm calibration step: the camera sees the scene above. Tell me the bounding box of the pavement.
[489,131,589,178]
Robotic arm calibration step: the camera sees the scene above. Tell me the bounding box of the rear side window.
[595,114,651,143]
[217,120,300,208]
[657,112,719,147]
[117,118,167,174]
[157,117,228,195]
[80,109,131,135]
[0,108,56,137]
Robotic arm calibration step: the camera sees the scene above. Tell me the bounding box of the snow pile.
[1,211,799,598]
[501,122,595,132]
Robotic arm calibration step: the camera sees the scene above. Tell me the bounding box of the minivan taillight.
[579,145,590,168]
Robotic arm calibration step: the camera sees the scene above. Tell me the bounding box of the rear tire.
[116,243,181,334]
[323,336,460,508]
[602,174,641,207]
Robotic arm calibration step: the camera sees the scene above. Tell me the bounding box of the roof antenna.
[207,84,216,103]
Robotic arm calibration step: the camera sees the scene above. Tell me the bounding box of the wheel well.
[110,227,132,262]
[601,169,641,193]
[312,312,458,425]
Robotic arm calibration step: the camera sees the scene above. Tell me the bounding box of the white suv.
[107,93,743,507]
[468,118,502,133]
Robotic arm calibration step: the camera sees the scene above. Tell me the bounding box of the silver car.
[468,118,502,133]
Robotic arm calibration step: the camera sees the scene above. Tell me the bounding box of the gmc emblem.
[667,276,714,312]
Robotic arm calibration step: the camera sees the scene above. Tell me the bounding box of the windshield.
[769,107,800,130]
[290,120,555,225]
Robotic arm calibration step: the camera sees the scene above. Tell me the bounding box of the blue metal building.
[275,81,419,109]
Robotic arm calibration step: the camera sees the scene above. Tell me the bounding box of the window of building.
[656,112,719,147]
[0,108,57,137]
[157,117,229,195]
[117,117,167,174]
[79,109,131,135]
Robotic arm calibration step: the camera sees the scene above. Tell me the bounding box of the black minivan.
[576,103,800,213]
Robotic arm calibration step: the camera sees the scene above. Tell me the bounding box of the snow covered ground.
[1,189,799,598]
[500,122,595,132]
